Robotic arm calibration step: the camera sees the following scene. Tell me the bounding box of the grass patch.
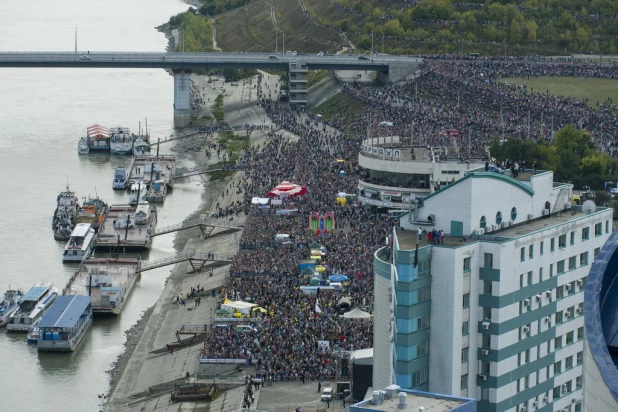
[209,131,250,180]
[308,70,330,87]
[503,76,618,110]
[312,91,364,127]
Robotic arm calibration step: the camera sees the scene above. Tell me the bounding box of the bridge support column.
[288,59,308,110]
[173,71,191,128]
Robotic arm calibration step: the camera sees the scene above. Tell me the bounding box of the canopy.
[301,267,317,276]
[310,277,321,286]
[275,234,290,240]
[252,307,267,313]
[251,197,270,205]
[87,124,109,138]
[215,309,231,315]
[308,242,322,249]
[329,274,349,282]
[221,300,257,315]
[267,181,307,198]
[337,192,347,197]
[223,298,232,304]
[338,297,353,308]
[341,307,371,320]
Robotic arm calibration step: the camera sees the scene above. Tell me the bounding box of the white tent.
[341,307,371,320]
[251,197,270,205]
[221,300,257,315]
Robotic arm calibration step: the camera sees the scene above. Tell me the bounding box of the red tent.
[267,181,307,198]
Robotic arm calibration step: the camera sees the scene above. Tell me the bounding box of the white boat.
[77,137,90,155]
[53,184,79,241]
[0,289,23,327]
[112,166,129,189]
[37,295,93,352]
[132,138,151,156]
[63,223,97,263]
[129,181,147,205]
[110,127,133,155]
[7,283,58,332]
[27,320,41,344]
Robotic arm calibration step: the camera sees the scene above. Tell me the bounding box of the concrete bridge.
[0,51,422,125]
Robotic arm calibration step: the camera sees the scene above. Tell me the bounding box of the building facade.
[373,168,612,412]
[582,230,618,412]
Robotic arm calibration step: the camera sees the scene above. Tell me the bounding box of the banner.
[318,341,330,352]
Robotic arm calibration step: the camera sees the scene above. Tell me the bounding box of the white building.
[373,167,612,412]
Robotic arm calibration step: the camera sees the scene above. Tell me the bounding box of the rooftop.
[352,388,472,412]
[38,295,92,329]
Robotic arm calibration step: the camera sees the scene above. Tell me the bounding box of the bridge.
[0,51,421,125]
[152,216,244,238]
[137,251,233,273]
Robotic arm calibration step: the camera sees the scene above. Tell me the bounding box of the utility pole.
[382,32,384,54]
[527,110,531,139]
[276,31,278,53]
[371,30,374,55]
[283,31,285,54]
[500,101,504,141]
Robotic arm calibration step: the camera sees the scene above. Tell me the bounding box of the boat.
[7,283,58,332]
[0,289,23,327]
[26,320,41,344]
[37,295,93,352]
[52,184,80,241]
[110,127,133,155]
[132,138,151,156]
[86,124,110,152]
[112,166,129,189]
[75,197,108,231]
[63,223,97,263]
[77,137,89,155]
[129,181,147,205]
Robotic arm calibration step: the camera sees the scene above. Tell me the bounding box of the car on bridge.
[358,55,370,60]
[80,55,91,60]
[268,55,280,60]
[317,51,324,56]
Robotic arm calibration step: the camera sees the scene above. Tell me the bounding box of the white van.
[321,387,334,401]
[236,325,257,333]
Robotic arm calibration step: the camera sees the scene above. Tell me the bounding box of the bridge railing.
[138,251,233,272]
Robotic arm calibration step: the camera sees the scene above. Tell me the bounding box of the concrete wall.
[173,72,191,128]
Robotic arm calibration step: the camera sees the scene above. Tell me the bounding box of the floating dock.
[146,180,167,204]
[65,258,141,315]
[94,203,158,250]
[128,155,176,188]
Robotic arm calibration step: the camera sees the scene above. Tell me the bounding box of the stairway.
[552,187,570,213]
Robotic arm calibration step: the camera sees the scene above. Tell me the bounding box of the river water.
[0,0,200,410]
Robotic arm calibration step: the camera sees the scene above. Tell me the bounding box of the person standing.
[317,381,322,393]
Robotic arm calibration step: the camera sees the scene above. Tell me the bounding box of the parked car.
[80,55,91,60]
[321,387,334,401]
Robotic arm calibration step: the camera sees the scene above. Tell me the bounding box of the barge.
[37,295,93,352]
[94,202,157,250]
[128,155,176,189]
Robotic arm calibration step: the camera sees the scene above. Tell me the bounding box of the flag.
[414,243,419,268]
[379,121,393,127]
[316,287,320,297]
[315,298,322,313]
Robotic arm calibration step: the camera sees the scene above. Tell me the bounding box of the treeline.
[168,9,213,52]
[198,0,252,17]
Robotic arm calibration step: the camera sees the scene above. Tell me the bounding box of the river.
[0,0,200,410]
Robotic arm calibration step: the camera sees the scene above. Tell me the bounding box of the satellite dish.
[582,200,597,215]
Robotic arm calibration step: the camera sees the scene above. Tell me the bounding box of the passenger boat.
[0,288,23,327]
[7,283,58,332]
[129,182,147,205]
[63,223,97,263]
[132,138,151,156]
[110,127,133,155]
[112,166,129,189]
[37,295,93,352]
[52,184,79,241]
[86,124,110,152]
[26,320,41,344]
[75,197,108,231]
[77,137,89,155]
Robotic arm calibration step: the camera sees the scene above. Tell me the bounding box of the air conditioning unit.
[543,209,550,216]
[562,384,568,392]
[566,309,573,318]
[544,316,551,324]
[536,294,543,302]
[566,284,572,292]
[543,395,549,403]
[524,298,531,306]
[481,349,490,356]
[481,322,491,330]
[473,228,485,235]
[576,307,582,315]
[577,279,583,288]
[522,326,530,335]
[545,291,552,298]
[501,222,509,228]
[520,407,527,412]
[572,398,577,404]
[478,374,487,381]
[527,214,534,220]
[532,401,538,408]
[492,224,500,231]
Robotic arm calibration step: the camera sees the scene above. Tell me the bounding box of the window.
[480,215,486,229]
[594,247,601,258]
[539,267,544,282]
[551,238,555,251]
[606,220,610,233]
[481,361,490,374]
[570,231,575,245]
[484,253,493,268]
[595,222,602,236]
[511,207,517,221]
[557,260,565,274]
[462,321,469,336]
[577,351,583,365]
[462,293,470,308]
[461,348,469,363]
[578,327,584,340]
[566,356,573,370]
[550,263,554,277]
[559,234,567,248]
[416,341,429,357]
[582,227,589,240]
[557,286,564,299]
[460,374,468,390]
[568,256,577,270]
[483,280,493,295]
[554,361,562,375]
[529,245,534,259]
[496,211,502,225]
[520,273,525,288]
[528,271,533,285]
[555,311,563,324]
[521,247,525,262]
[540,241,544,255]
[555,336,563,350]
[415,314,430,331]
[463,257,471,272]
[482,334,491,347]
[411,367,429,387]
[576,376,583,390]
[566,331,574,345]
[553,386,561,399]
[580,252,589,266]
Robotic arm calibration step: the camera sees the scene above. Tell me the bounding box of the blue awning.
[38,295,92,328]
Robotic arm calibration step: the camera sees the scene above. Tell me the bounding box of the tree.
[552,125,595,180]
[580,153,615,175]
[510,20,522,44]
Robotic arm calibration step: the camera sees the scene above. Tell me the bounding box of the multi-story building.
[373,167,612,412]
[350,386,476,412]
[358,140,484,210]
[582,230,618,412]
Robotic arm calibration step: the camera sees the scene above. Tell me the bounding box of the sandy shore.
[104,72,282,411]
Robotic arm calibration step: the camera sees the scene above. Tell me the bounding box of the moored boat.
[26,320,41,344]
[63,223,97,263]
[112,166,129,190]
[52,184,79,241]
[0,288,23,327]
[129,181,147,205]
[37,295,93,352]
[132,138,150,156]
[87,124,110,152]
[75,197,108,231]
[110,127,133,155]
[77,137,89,155]
[7,283,58,332]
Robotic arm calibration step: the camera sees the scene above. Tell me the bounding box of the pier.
[128,155,177,187]
[136,251,232,273]
[152,216,243,239]
[95,203,158,250]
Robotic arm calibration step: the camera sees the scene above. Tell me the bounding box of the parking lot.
[257,380,346,412]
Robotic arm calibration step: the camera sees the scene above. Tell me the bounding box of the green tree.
[580,153,615,175]
[552,125,595,180]
[510,20,523,44]
[411,0,455,20]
